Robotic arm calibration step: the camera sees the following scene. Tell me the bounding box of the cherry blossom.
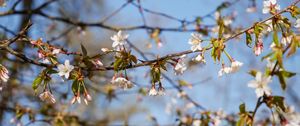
[39,91,56,103]
[111,30,129,50]
[111,76,133,90]
[57,60,74,79]
[230,60,243,73]
[193,54,206,63]
[71,95,81,104]
[262,0,280,14]
[157,87,166,96]
[254,39,263,56]
[248,71,272,97]
[0,64,9,82]
[174,55,187,75]
[218,66,232,77]
[295,19,300,28]
[148,87,158,96]
[188,33,203,52]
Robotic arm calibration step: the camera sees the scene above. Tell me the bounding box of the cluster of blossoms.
[111,75,134,90]
[149,84,165,96]
[30,38,61,64]
[218,60,243,77]
[174,55,187,75]
[71,91,92,105]
[262,0,280,14]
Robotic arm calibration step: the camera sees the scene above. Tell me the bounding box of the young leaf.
[32,76,43,92]
[81,43,88,56]
[246,32,252,47]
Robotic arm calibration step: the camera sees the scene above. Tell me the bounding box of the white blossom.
[193,54,206,63]
[218,66,232,77]
[101,48,110,52]
[265,20,273,32]
[157,87,165,96]
[188,33,203,52]
[111,31,129,50]
[248,71,272,97]
[230,60,243,73]
[281,35,293,46]
[39,91,56,103]
[174,55,187,75]
[254,40,263,56]
[149,87,157,96]
[0,65,9,82]
[223,17,233,26]
[295,19,300,28]
[262,0,280,14]
[193,120,201,126]
[111,77,133,90]
[57,60,74,79]
[52,48,61,55]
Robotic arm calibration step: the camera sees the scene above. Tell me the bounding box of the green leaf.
[113,58,123,71]
[277,72,287,90]
[32,76,43,92]
[81,43,88,56]
[246,32,252,47]
[273,96,286,112]
[72,80,79,94]
[248,70,257,77]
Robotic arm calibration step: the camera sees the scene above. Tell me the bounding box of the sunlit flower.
[157,87,165,96]
[57,60,74,79]
[188,33,203,52]
[39,91,56,103]
[174,55,187,75]
[262,0,280,14]
[111,77,133,90]
[149,87,157,96]
[295,19,300,28]
[193,54,206,63]
[218,66,232,77]
[269,42,276,51]
[101,48,110,52]
[193,120,202,126]
[111,30,129,50]
[248,71,272,97]
[230,60,243,72]
[0,64,9,82]
[254,40,263,56]
[281,35,293,46]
